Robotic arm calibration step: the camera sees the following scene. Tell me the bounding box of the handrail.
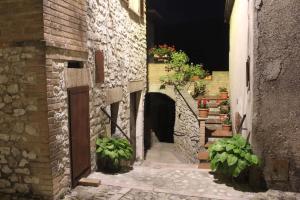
[237,114,246,133]
[174,86,199,121]
[100,107,131,142]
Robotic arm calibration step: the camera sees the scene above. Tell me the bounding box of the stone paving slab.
[87,165,257,200]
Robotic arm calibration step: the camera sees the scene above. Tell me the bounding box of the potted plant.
[219,108,228,122]
[192,80,206,98]
[148,44,176,63]
[219,87,228,99]
[189,63,207,81]
[222,118,232,131]
[219,99,230,111]
[198,99,209,118]
[96,137,133,173]
[208,135,260,182]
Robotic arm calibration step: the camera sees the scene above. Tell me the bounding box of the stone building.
[227,0,300,192]
[0,0,146,199]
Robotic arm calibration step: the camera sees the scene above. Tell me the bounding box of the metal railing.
[100,107,131,142]
[174,86,199,121]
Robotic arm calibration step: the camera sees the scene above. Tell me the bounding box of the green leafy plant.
[192,80,206,98]
[96,137,133,171]
[220,108,229,114]
[219,100,230,106]
[160,51,208,89]
[208,135,260,178]
[223,118,232,125]
[219,87,228,92]
[188,63,208,79]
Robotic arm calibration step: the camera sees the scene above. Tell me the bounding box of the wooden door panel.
[68,86,91,187]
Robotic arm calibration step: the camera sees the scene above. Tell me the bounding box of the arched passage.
[144,92,175,151]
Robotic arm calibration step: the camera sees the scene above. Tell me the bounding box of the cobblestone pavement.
[64,141,300,200]
[65,163,262,200]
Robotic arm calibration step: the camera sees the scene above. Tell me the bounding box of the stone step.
[205,124,222,131]
[198,151,209,161]
[198,162,211,170]
[206,119,222,124]
[204,141,215,148]
[211,129,233,137]
[209,111,220,116]
[208,137,221,142]
[79,178,101,187]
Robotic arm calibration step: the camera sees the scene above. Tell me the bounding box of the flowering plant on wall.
[198,99,208,109]
[148,44,176,62]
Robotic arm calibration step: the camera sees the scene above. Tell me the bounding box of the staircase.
[197,96,232,169]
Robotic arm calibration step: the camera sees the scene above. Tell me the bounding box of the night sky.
[147,0,229,72]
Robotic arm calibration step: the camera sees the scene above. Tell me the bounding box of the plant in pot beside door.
[96,137,133,173]
[219,87,229,99]
[198,99,209,118]
[222,117,232,132]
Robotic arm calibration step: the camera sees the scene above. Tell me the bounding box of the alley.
[64,142,257,200]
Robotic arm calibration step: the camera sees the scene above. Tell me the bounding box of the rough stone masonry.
[0,0,146,199]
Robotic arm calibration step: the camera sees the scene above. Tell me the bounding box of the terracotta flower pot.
[222,124,232,131]
[199,108,209,118]
[220,114,227,122]
[191,76,200,81]
[220,92,228,99]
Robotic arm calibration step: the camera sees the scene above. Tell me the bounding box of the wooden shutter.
[95,50,104,83]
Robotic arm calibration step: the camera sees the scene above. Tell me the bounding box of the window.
[68,61,83,68]
[128,0,144,17]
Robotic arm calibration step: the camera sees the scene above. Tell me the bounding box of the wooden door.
[68,86,91,188]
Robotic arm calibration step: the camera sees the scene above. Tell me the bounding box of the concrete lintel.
[64,68,91,88]
[105,87,123,104]
[128,80,144,93]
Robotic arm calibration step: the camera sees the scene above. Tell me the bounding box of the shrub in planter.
[96,137,133,173]
[219,87,228,99]
[208,135,260,179]
[198,99,209,118]
[222,118,232,131]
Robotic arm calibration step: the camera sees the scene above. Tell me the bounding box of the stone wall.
[0,1,43,45]
[0,0,147,199]
[251,0,300,192]
[0,44,53,199]
[86,0,147,161]
[44,0,147,198]
[174,89,200,163]
[203,71,229,96]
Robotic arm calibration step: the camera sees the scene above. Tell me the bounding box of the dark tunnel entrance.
[144,93,175,151]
